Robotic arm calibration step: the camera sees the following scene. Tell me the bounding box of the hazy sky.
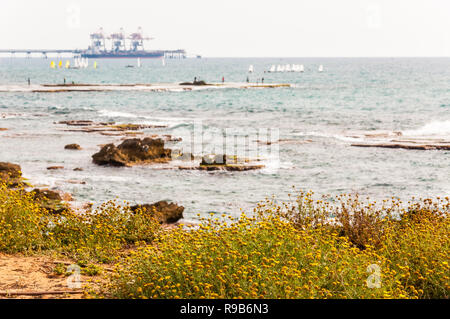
[1,0,449,57]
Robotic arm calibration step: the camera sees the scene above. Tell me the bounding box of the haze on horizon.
[1,0,449,57]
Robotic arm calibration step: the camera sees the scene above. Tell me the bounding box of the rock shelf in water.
[0,82,292,93]
[352,142,450,151]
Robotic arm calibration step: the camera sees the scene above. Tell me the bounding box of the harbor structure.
[0,27,187,59]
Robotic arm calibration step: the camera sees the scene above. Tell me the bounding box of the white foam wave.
[98,110,139,118]
[402,120,450,137]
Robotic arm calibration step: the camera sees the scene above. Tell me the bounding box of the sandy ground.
[0,253,102,299]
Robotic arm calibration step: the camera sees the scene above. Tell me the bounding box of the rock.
[351,143,450,151]
[57,120,95,126]
[179,164,264,171]
[65,144,81,150]
[66,180,86,185]
[92,137,172,166]
[92,144,129,166]
[73,167,83,171]
[31,188,62,201]
[0,162,22,187]
[47,166,64,170]
[180,80,208,86]
[58,121,167,135]
[256,139,313,145]
[201,154,227,166]
[0,128,8,131]
[130,201,184,224]
[30,188,69,214]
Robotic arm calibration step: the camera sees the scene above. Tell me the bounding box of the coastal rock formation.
[57,120,167,136]
[351,142,450,151]
[178,154,264,171]
[201,154,227,165]
[47,166,64,170]
[180,80,208,86]
[30,188,69,214]
[92,137,172,166]
[0,162,22,187]
[65,144,81,150]
[130,201,184,224]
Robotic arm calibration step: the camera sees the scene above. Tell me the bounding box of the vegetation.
[0,182,448,299]
[0,182,161,262]
[104,191,449,299]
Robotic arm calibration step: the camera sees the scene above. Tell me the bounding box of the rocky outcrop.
[65,144,81,150]
[92,137,172,166]
[351,143,450,151]
[47,166,64,170]
[30,188,69,214]
[57,120,167,136]
[201,154,227,166]
[130,201,184,224]
[180,80,208,86]
[178,154,265,171]
[0,162,22,187]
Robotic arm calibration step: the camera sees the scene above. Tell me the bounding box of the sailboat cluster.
[268,64,305,73]
[74,57,90,69]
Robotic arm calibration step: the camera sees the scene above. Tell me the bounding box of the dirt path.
[0,253,100,299]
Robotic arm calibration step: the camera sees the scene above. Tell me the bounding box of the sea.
[0,57,449,221]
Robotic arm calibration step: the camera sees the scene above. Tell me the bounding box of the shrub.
[0,183,161,262]
[104,194,449,299]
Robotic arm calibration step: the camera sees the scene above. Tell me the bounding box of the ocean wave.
[402,120,450,137]
[98,109,139,118]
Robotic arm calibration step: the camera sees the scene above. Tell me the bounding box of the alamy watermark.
[169,120,280,171]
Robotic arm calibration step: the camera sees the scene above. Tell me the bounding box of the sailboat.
[50,61,56,69]
[248,65,254,73]
[269,65,276,73]
[93,61,98,69]
[299,64,304,72]
[318,65,324,72]
[162,58,166,66]
[285,64,291,72]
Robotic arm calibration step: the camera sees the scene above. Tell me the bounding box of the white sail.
[292,64,299,72]
[279,65,285,72]
[300,64,304,72]
[276,65,282,72]
[285,64,291,72]
[162,58,166,66]
[137,58,141,68]
[269,65,276,72]
[248,65,254,73]
[318,65,324,72]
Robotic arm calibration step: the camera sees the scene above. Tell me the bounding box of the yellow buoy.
[50,61,56,69]
[65,60,70,69]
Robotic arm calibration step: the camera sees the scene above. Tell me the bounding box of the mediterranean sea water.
[0,57,449,220]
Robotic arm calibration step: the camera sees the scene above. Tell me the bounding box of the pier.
[0,49,186,59]
[0,49,80,59]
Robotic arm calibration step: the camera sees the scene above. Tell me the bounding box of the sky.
[1,0,449,57]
